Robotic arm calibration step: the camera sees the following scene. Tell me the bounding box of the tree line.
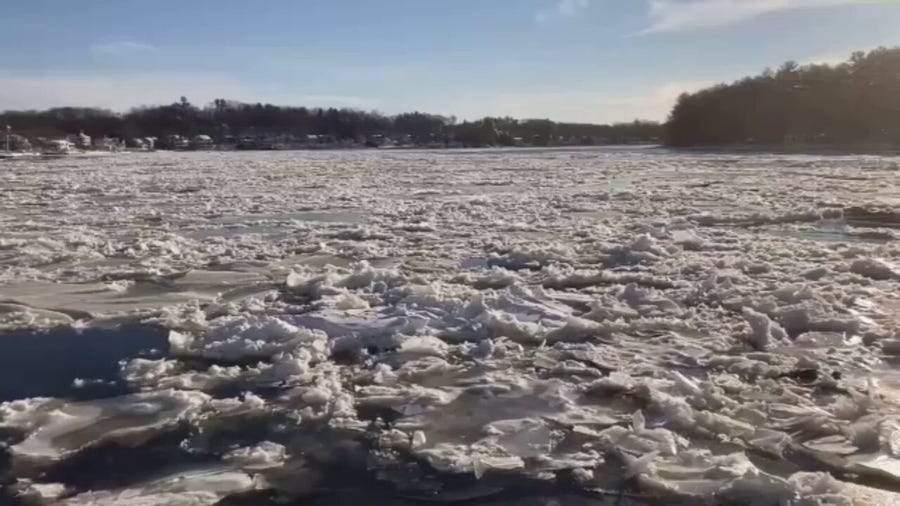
[666,46,900,147]
[0,96,662,147]
[7,46,900,150]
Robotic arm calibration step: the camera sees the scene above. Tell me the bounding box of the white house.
[191,134,215,150]
[4,134,32,152]
[74,132,91,149]
[44,139,71,154]
[92,137,119,151]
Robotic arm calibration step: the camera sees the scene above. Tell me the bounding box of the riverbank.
[0,152,39,160]
[0,151,123,162]
[2,144,661,161]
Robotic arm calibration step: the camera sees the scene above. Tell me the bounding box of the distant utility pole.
[4,125,9,153]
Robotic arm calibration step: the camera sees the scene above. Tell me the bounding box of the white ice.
[2,148,900,503]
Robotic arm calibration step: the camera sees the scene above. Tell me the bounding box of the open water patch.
[767,219,896,244]
[0,324,168,402]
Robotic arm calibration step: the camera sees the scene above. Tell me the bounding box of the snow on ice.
[1,148,900,504]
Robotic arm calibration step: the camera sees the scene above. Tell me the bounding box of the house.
[43,139,71,155]
[165,135,190,150]
[365,134,390,147]
[74,132,91,149]
[191,134,215,150]
[4,134,32,152]
[127,138,147,150]
[92,137,120,151]
[237,136,261,150]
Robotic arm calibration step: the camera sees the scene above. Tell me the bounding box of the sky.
[1,0,899,123]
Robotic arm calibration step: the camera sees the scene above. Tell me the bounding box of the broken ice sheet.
[2,391,205,464]
[2,149,900,503]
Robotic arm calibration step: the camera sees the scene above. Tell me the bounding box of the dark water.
[0,324,168,402]
[0,324,171,503]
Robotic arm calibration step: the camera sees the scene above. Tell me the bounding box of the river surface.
[1,147,899,504]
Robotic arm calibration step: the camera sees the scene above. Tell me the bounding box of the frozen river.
[1,147,900,504]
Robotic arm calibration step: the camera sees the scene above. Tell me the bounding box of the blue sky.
[1,0,899,122]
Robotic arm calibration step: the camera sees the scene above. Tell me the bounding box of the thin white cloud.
[536,0,589,23]
[90,41,157,55]
[328,63,427,83]
[803,44,891,66]
[0,69,705,121]
[292,95,376,108]
[639,0,871,35]
[558,0,590,16]
[0,72,376,112]
[804,49,855,66]
[433,80,713,123]
[0,73,250,111]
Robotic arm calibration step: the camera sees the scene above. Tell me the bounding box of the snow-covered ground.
[2,147,900,504]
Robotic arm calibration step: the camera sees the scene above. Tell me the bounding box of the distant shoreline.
[11,143,900,159]
[1,144,663,160]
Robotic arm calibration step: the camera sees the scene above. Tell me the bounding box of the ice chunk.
[223,441,287,470]
[473,455,525,479]
[672,229,705,250]
[455,268,522,290]
[411,430,427,448]
[623,451,658,478]
[61,467,255,506]
[171,315,327,362]
[2,390,210,463]
[741,307,787,350]
[850,258,897,280]
[397,335,450,359]
[632,410,646,432]
[334,293,370,310]
[670,371,701,396]
[851,454,900,481]
[802,266,829,281]
[12,481,67,503]
[544,317,609,344]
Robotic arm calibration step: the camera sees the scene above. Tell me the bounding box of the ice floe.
[1,148,900,503]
